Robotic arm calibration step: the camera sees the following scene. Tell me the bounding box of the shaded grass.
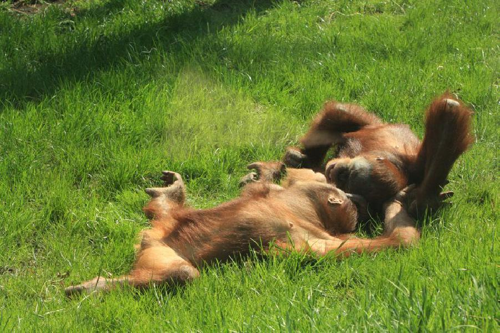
[0,0,498,330]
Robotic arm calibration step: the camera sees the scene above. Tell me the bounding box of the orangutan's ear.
[328,195,343,205]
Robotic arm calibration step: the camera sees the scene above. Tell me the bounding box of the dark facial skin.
[325,155,408,210]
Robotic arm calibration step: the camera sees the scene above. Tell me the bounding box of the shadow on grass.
[0,0,275,108]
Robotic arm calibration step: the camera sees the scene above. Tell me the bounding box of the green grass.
[0,0,498,330]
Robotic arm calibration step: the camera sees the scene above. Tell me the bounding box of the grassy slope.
[0,0,498,330]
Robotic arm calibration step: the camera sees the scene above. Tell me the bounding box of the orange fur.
[286,93,474,215]
[65,168,417,296]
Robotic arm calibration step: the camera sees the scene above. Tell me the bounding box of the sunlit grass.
[0,0,497,330]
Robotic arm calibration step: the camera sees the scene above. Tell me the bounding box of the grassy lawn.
[0,0,498,330]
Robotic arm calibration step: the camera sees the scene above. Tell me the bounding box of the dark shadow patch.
[0,0,274,109]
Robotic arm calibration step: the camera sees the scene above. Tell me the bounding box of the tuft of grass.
[0,0,498,330]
